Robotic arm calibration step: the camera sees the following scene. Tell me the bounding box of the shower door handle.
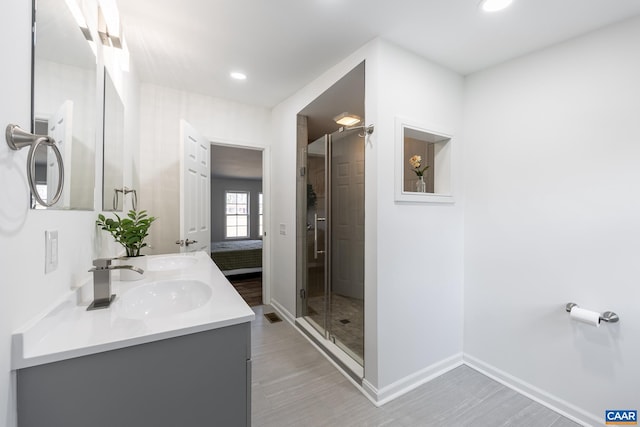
[314,213,326,259]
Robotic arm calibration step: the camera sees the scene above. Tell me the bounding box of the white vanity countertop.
[12,251,255,370]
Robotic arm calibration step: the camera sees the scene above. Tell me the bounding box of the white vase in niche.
[415,176,426,193]
[118,256,147,281]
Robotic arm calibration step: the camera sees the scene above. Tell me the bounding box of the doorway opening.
[209,144,264,306]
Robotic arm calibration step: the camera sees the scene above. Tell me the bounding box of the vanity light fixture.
[98,4,122,48]
[230,72,247,80]
[333,112,361,126]
[65,0,92,41]
[480,0,513,12]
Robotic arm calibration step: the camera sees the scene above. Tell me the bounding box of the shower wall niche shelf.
[395,117,454,204]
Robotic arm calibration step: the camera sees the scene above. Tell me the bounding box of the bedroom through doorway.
[210,144,264,306]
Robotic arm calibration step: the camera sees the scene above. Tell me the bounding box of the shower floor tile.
[306,293,364,361]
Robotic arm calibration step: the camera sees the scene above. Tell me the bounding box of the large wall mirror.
[32,0,98,209]
[102,69,125,211]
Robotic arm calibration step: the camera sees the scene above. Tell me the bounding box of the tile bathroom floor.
[251,305,581,427]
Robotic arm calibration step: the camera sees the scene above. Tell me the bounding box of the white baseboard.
[268,299,454,407]
[463,354,598,427]
[268,298,296,325]
[263,303,598,425]
[293,319,370,403]
[363,353,464,406]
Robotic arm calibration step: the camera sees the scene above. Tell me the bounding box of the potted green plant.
[96,210,157,280]
[97,209,157,257]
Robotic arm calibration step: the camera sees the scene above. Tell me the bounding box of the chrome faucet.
[87,258,144,311]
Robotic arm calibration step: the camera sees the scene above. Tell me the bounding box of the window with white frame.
[225,191,249,238]
[258,192,263,237]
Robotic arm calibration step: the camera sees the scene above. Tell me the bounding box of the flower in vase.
[409,154,429,177]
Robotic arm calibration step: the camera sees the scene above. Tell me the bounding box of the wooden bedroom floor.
[229,273,263,306]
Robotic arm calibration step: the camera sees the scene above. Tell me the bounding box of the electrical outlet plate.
[45,230,58,273]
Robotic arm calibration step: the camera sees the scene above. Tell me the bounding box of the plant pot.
[117,255,147,281]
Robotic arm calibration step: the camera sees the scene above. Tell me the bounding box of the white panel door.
[48,100,73,208]
[179,120,210,253]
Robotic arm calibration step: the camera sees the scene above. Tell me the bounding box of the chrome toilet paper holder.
[565,303,619,323]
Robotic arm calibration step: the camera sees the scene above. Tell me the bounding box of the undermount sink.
[146,255,198,272]
[117,279,212,320]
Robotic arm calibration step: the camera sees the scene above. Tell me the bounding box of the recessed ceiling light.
[333,112,361,126]
[480,0,513,12]
[230,72,247,80]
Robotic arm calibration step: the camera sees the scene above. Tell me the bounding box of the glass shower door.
[300,130,364,366]
[328,130,364,365]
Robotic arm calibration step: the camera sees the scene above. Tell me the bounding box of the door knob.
[176,239,198,247]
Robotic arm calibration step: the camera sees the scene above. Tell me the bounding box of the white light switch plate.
[279,223,286,235]
[45,230,58,273]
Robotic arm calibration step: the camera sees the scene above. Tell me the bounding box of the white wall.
[463,16,640,424]
[372,41,465,397]
[138,84,271,255]
[270,39,465,400]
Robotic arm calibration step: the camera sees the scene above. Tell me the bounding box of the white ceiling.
[299,61,365,142]
[210,145,263,180]
[117,0,640,108]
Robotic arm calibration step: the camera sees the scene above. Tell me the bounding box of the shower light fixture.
[480,0,513,12]
[230,71,247,80]
[333,112,361,126]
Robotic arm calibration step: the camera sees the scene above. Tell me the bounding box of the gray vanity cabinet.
[17,322,251,427]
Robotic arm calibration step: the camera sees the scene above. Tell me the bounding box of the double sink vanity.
[12,251,255,427]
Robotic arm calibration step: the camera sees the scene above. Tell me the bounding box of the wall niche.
[395,118,453,203]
